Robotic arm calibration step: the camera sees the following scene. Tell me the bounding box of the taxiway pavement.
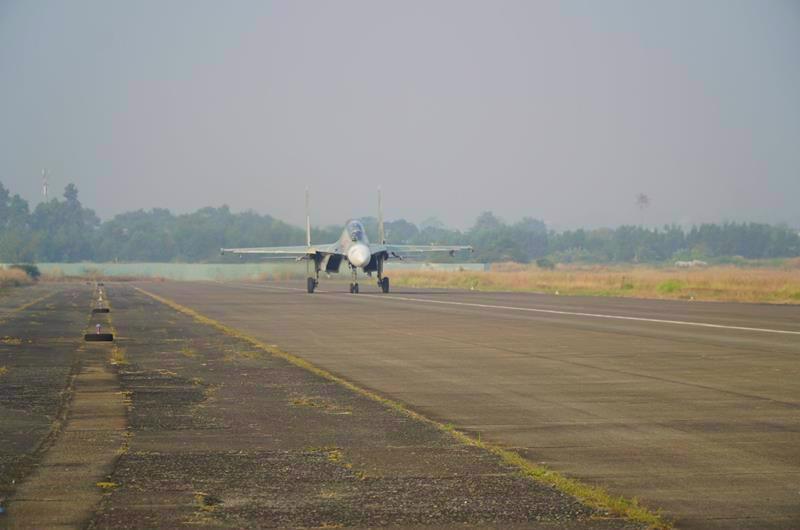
[136,279,800,529]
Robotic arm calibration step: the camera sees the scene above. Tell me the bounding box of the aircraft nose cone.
[348,244,371,267]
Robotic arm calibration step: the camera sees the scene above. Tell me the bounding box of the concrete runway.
[138,279,800,529]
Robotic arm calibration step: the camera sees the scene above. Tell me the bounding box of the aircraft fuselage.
[336,219,373,269]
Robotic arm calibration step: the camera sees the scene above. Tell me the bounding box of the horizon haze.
[1,1,798,230]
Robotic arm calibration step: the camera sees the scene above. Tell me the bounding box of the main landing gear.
[376,255,390,293]
[307,257,321,294]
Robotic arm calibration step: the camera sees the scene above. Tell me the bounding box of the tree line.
[0,182,798,264]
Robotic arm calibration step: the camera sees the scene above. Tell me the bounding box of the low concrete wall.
[20,262,487,281]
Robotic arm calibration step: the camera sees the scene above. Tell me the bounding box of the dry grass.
[110,345,128,366]
[0,268,33,288]
[181,343,198,358]
[41,270,164,283]
[255,269,306,282]
[390,262,800,304]
[289,394,352,415]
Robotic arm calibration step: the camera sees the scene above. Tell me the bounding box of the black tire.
[92,308,110,314]
[381,277,390,293]
[307,277,316,293]
[85,333,114,342]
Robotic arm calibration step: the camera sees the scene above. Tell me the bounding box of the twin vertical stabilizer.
[305,186,385,246]
[378,187,385,244]
[305,187,311,247]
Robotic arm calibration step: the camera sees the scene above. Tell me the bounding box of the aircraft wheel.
[381,277,390,293]
[353,283,359,294]
[349,283,354,294]
[307,277,316,293]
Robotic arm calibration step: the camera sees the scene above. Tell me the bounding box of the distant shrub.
[10,263,41,281]
[536,258,556,270]
[0,268,32,287]
[711,255,748,266]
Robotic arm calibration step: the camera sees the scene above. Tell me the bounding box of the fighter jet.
[221,190,472,293]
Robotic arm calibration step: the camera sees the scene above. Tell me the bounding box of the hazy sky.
[1,1,798,230]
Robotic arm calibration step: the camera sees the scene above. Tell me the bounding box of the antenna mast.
[42,169,48,200]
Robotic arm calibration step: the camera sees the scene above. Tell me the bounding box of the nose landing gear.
[349,265,359,294]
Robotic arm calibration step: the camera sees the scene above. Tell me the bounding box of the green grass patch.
[656,279,684,294]
[110,345,128,366]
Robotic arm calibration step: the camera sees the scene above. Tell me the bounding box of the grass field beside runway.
[390,262,800,303]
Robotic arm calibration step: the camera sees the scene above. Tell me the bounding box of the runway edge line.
[360,294,800,336]
[134,286,671,530]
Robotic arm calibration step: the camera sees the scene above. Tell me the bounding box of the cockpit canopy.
[346,220,367,242]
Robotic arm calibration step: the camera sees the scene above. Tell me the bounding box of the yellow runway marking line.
[135,286,670,529]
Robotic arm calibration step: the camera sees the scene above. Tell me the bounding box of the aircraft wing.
[371,244,473,258]
[221,243,339,256]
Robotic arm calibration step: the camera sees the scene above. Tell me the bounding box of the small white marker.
[96,324,102,334]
